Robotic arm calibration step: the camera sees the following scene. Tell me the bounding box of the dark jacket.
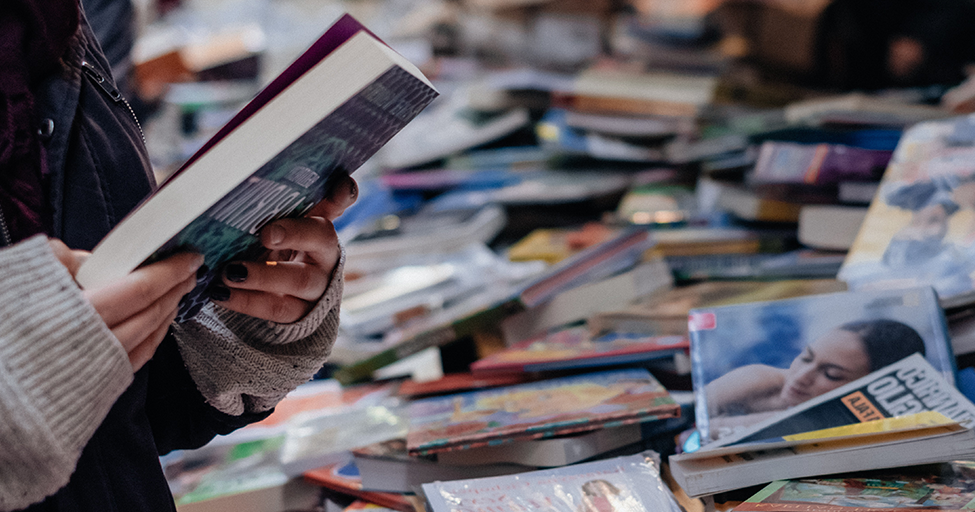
[21,13,270,512]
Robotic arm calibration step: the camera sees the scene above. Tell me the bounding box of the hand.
[209,173,358,323]
[49,239,203,372]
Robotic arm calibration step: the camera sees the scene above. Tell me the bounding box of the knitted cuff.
[0,235,132,507]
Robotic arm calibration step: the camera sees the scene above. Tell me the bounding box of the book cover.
[689,287,956,444]
[470,325,688,374]
[405,368,679,456]
[839,114,975,308]
[734,461,975,512]
[75,14,438,321]
[422,451,683,512]
[704,354,975,450]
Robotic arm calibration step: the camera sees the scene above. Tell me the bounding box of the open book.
[75,14,438,321]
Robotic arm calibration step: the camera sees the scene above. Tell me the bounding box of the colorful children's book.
[422,451,683,512]
[734,461,975,512]
[75,14,438,321]
[470,325,688,374]
[405,368,679,456]
[689,287,956,444]
[839,114,975,308]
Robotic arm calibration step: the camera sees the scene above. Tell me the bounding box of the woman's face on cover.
[779,329,871,407]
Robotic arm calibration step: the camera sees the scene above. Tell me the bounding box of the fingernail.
[196,264,209,281]
[267,224,285,246]
[208,285,231,302]
[225,263,248,283]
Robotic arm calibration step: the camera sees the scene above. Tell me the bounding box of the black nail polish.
[225,263,248,283]
[196,264,209,281]
[208,285,231,302]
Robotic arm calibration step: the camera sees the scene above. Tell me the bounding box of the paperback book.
[689,286,956,444]
[669,410,975,497]
[405,368,679,456]
[839,114,975,308]
[704,354,975,450]
[75,14,438,321]
[422,451,683,512]
[734,461,975,512]
[470,324,689,374]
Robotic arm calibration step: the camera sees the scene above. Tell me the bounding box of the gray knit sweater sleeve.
[171,249,345,416]
[0,236,134,510]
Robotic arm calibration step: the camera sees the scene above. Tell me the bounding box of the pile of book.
[117,2,975,512]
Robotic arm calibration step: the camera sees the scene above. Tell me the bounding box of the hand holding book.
[48,238,203,371]
[208,173,358,323]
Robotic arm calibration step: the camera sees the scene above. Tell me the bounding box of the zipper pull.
[81,60,122,102]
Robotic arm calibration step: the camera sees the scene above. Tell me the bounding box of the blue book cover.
[75,15,439,321]
[688,286,956,445]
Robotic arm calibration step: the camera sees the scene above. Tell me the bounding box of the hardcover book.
[734,461,975,512]
[688,287,956,444]
[404,368,679,456]
[470,324,688,374]
[839,114,975,308]
[75,14,438,321]
[422,451,683,512]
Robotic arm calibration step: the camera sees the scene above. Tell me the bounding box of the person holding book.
[0,1,356,510]
[704,319,926,433]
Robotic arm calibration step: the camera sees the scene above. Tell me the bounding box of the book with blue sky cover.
[688,286,955,444]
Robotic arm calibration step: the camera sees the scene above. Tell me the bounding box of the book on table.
[838,114,975,308]
[74,14,438,321]
[669,354,975,497]
[421,451,683,512]
[471,324,688,375]
[688,286,956,445]
[404,368,679,457]
[733,461,975,512]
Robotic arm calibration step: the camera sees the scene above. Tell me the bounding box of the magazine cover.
[405,368,679,456]
[422,451,683,512]
[703,354,975,449]
[838,114,975,307]
[734,462,975,512]
[688,287,956,444]
[470,325,689,374]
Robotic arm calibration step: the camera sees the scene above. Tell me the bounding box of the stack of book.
[124,4,975,512]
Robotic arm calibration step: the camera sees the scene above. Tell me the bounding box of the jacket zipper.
[81,60,146,146]
[0,203,12,247]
